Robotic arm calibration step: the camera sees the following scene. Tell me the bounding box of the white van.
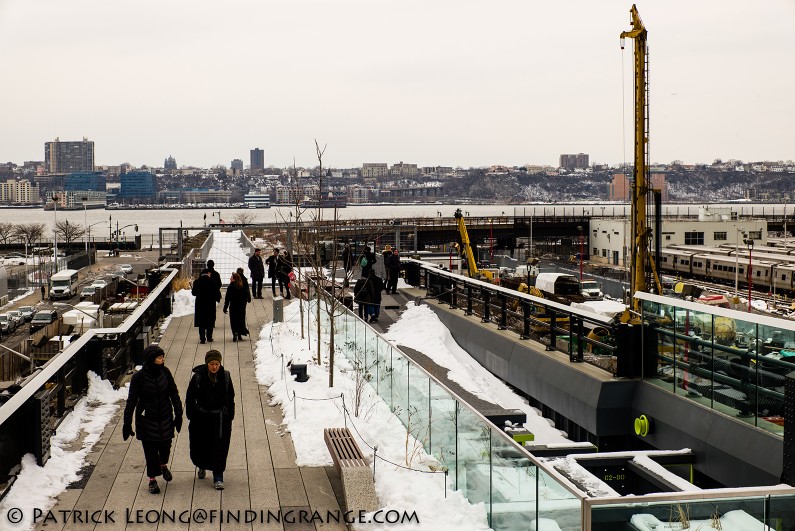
[50,269,80,300]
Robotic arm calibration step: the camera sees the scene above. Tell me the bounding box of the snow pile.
[384,302,569,444]
[171,288,195,317]
[0,373,128,531]
[253,302,490,531]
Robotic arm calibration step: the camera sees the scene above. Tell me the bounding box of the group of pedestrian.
[264,248,293,299]
[123,345,235,494]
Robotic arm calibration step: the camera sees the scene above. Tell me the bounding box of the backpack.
[359,255,369,268]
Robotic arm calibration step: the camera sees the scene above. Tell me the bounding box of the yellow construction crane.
[620,4,662,310]
[454,208,495,282]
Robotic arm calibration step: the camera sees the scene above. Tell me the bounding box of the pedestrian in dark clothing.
[40,284,46,300]
[123,345,183,495]
[277,251,293,299]
[386,248,401,294]
[186,349,235,490]
[353,275,374,320]
[224,272,250,341]
[236,267,252,335]
[206,260,222,293]
[359,246,376,277]
[192,269,220,344]
[265,248,279,297]
[381,245,393,289]
[368,269,385,323]
[248,248,265,299]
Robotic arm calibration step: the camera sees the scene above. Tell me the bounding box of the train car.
[667,244,734,256]
[658,249,786,294]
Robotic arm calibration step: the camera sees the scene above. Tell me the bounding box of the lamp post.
[489,218,494,264]
[746,238,754,312]
[577,225,584,281]
[87,221,105,266]
[735,227,746,296]
[82,196,88,257]
[52,193,59,274]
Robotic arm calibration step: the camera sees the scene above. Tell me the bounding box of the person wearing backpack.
[185,349,235,490]
[359,246,376,277]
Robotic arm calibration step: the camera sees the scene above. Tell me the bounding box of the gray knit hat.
[205,349,222,364]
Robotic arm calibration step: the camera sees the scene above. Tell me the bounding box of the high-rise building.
[250,148,264,175]
[610,172,668,202]
[231,159,244,173]
[44,137,95,174]
[164,156,177,170]
[118,172,157,203]
[559,153,589,171]
[64,171,106,192]
[0,179,40,204]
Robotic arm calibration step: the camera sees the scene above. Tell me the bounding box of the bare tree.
[14,223,45,247]
[0,222,16,245]
[55,220,86,250]
[233,212,257,225]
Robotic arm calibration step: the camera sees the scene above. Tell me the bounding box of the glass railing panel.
[589,495,767,531]
[390,351,411,426]
[428,379,457,487]
[537,467,581,531]
[407,363,431,458]
[488,429,539,531]
[768,493,795,529]
[456,403,492,525]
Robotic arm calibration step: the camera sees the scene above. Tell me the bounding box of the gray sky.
[1,1,793,169]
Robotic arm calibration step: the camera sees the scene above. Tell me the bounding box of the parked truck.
[530,273,586,305]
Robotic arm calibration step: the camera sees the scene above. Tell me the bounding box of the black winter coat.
[192,274,220,329]
[123,365,183,442]
[353,277,373,304]
[265,254,278,278]
[370,274,384,304]
[186,365,235,473]
[224,283,250,335]
[248,254,265,280]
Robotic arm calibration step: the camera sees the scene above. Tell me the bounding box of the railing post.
[450,280,457,309]
[547,312,556,351]
[575,316,584,362]
[482,290,490,323]
[520,302,530,340]
[783,370,795,486]
[466,285,473,315]
[498,294,507,330]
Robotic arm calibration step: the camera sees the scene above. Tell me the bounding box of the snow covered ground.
[205,229,251,285]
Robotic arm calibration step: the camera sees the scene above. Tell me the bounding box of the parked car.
[18,306,35,322]
[1,255,26,265]
[0,313,16,334]
[6,310,23,329]
[80,286,99,301]
[30,310,58,332]
[118,264,133,275]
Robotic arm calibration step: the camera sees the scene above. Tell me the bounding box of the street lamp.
[735,227,746,296]
[52,193,59,274]
[746,238,754,312]
[87,221,105,266]
[82,196,88,257]
[489,218,494,264]
[577,225,584,281]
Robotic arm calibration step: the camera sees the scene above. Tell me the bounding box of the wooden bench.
[324,427,378,513]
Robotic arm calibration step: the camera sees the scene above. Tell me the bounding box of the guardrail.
[0,266,177,482]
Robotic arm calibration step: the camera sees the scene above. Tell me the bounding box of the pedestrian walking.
[353,274,374,321]
[265,248,279,297]
[248,248,265,299]
[381,245,393,289]
[223,272,250,341]
[206,259,222,298]
[122,345,183,495]
[386,248,401,294]
[277,251,293,299]
[192,269,220,344]
[341,243,354,287]
[185,349,235,490]
[359,246,376,277]
[40,284,46,300]
[368,269,384,323]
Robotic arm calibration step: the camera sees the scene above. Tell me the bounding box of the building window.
[665,235,671,241]
[602,249,608,257]
[714,232,727,241]
[593,247,598,256]
[748,230,762,240]
[684,232,704,245]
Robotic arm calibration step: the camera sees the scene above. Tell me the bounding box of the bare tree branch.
[0,222,16,245]
[13,223,45,247]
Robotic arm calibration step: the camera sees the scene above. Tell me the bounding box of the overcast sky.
[1,1,793,169]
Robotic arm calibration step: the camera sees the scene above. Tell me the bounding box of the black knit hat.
[143,344,165,365]
[205,349,222,364]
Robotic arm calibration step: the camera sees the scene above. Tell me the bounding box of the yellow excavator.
[454,208,495,282]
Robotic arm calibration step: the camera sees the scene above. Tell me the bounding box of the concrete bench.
[324,427,378,513]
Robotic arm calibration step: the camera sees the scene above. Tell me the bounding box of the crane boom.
[454,208,493,281]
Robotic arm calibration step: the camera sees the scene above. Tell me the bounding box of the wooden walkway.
[39,291,347,531]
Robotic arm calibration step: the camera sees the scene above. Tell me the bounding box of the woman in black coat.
[123,345,183,494]
[186,349,235,490]
[223,272,250,341]
[193,269,220,344]
[277,251,293,299]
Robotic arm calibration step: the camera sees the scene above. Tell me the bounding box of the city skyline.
[0,1,793,169]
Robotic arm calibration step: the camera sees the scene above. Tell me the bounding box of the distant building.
[250,148,265,175]
[361,163,389,179]
[390,162,419,178]
[159,188,232,204]
[559,153,589,171]
[64,171,106,192]
[231,159,244,174]
[45,137,95,174]
[0,179,40,204]
[347,185,378,204]
[164,156,177,170]
[48,190,106,208]
[119,172,157,203]
[274,184,319,204]
[610,173,668,202]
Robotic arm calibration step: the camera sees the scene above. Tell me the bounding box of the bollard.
[273,296,284,323]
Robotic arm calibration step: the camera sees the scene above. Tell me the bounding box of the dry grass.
[171,277,191,291]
